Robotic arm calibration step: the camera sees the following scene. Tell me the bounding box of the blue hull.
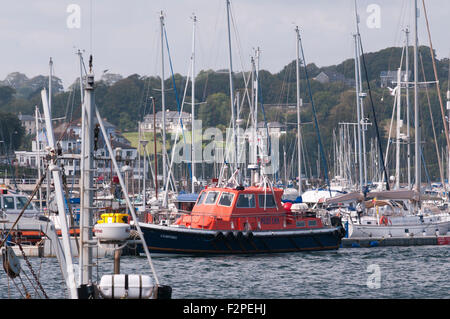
[137,223,344,255]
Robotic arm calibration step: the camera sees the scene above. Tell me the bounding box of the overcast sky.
[1,0,449,89]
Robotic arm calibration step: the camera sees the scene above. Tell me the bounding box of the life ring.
[379,216,391,226]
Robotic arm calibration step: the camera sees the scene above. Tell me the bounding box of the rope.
[357,35,391,191]
[421,0,450,165]
[17,242,49,298]
[163,26,192,184]
[419,52,445,191]
[297,30,331,195]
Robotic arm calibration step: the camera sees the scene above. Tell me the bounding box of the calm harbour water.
[1,245,449,299]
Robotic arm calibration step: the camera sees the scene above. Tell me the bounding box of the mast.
[46,58,53,208]
[226,0,237,172]
[395,67,402,189]
[49,57,53,115]
[353,34,363,191]
[138,122,141,198]
[142,139,148,211]
[151,97,158,198]
[35,106,42,211]
[413,0,421,206]
[357,38,368,187]
[191,14,197,193]
[295,26,302,195]
[405,28,411,189]
[160,11,167,205]
[354,1,364,191]
[79,56,95,294]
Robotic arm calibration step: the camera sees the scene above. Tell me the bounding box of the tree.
[0,111,25,153]
[198,92,230,129]
[0,86,15,106]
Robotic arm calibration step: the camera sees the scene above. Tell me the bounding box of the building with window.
[140,110,192,134]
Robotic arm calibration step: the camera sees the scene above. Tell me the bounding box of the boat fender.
[2,246,21,279]
[244,231,254,241]
[225,231,235,240]
[236,231,244,241]
[214,231,225,241]
[379,216,391,226]
[369,241,379,247]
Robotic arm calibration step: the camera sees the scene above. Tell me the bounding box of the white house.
[140,110,192,134]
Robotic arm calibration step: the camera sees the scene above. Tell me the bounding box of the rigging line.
[421,0,450,166]
[379,0,409,111]
[256,71,271,156]
[297,30,331,195]
[419,51,445,190]
[383,45,405,177]
[163,25,192,183]
[384,93,398,176]
[357,34,391,191]
[229,1,251,84]
[89,0,93,55]
[420,145,432,188]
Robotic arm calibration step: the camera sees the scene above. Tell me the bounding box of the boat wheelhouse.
[174,186,324,232]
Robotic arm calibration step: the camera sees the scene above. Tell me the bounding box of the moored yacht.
[136,181,346,255]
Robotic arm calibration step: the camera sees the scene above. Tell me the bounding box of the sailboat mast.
[191,14,197,193]
[295,26,302,195]
[49,57,53,115]
[395,67,402,189]
[353,34,363,191]
[357,38,368,187]
[405,28,411,189]
[160,11,167,204]
[413,0,421,204]
[353,1,364,191]
[226,0,237,172]
[35,106,42,211]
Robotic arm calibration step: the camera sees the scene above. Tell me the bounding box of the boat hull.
[347,221,450,238]
[137,223,344,255]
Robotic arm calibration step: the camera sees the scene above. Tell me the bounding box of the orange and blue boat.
[137,185,346,255]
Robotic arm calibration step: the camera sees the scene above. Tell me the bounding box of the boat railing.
[142,209,334,230]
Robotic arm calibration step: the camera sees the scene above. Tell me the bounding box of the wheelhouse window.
[296,221,306,228]
[236,194,256,208]
[3,196,15,210]
[218,192,234,207]
[196,192,207,205]
[204,191,219,205]
[16,197,33,210]
[258,194,277,208]
[308,220,317,227]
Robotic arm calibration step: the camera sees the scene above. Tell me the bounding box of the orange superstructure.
[175,186,323,231]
